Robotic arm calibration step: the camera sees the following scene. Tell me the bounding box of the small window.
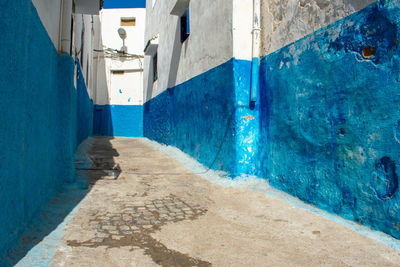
[121,17,136,26]
[153,53,158,82]
[112,70,125,75]
[180,7,190,43]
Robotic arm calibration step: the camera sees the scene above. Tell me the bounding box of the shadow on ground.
[0,137,120,266]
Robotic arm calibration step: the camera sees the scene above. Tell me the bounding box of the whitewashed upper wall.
[32,0,100,101]
[73,14,94,94]
[232,0,253,61]
[32,0,62,49]
[261,0,376,56]
[144,0,234,102]
[94,9,146,105]
[101,9,146,55]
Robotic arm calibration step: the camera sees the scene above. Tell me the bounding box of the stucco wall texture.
[144,0,234,102]
[144,0,400,239]
[258,0,400,238]
[144,60,238,174]
[0,0,93,257]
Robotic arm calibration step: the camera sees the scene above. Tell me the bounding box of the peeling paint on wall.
[144,0,400,240]
[259,0,400,238]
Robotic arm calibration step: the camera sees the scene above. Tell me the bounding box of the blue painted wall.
[144,0,400,239]
[76,60,94,145]
[94,105,143,137]
[0,0,93,258]
[144,59,259,176]
[144,60,237,174]
[259,0,400,238]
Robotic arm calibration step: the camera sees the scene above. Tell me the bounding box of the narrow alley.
[2,0,400,265]
[13,137,400,266]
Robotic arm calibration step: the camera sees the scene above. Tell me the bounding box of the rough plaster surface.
[144,58,260,176]
[261,0,376,55]
[48,137,400,266]
[259,0,400,238]
[0,0,93,258]
[143,0,400,240]
[144,59,237,174]
[143,0,233,102]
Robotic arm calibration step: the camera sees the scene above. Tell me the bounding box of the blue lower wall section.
[0,0,93,258]
[144,0,400,239]
[144,59,239,174]
[94,105,143,137]
[76,61,94,145]
[259,1,400,238]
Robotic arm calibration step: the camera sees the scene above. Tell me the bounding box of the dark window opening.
[153,52,158,82]
[180,7,190,43]
[112,70,125,75]
[121,17,136,26]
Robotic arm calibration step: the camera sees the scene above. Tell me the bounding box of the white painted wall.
[101,9,146,55]
[143,0,378,104]
[94,8,146,106]
[143,0,234,102]
[260,0,376,56]
[32,0,101,101]
[72,13,99,99]
[110,71,143,105]
[232,0,253,61]
[32,0,62,50]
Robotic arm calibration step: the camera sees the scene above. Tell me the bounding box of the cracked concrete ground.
[50,137,400,266]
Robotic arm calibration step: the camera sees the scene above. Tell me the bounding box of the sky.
[103,0,146,9]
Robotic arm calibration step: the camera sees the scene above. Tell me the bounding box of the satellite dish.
[118,28,127,40]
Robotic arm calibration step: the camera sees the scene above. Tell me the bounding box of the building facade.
[143,0,400,239]
[93,7,146,137]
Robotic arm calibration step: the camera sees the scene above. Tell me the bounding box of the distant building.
[93,7,146,137]
[143,0,400,240]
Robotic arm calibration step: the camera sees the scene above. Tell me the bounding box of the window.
[112,70,125,75]
[180,7,190,43]
[121,17,136,26]
[153,53,158,82]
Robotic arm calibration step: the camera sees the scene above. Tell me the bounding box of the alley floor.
[23,137,400,266]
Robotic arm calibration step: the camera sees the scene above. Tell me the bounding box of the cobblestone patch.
[85,195,206,242]
[67,195,210,267]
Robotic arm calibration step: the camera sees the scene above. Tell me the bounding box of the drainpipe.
[250,0,261,103]
[59,0,73,54]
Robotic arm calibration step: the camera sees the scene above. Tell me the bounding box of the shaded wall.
[77,60,94,145]
[144,60,239,174]
[94,105,143,137]
[259,0,400,238]
[0,0,93,257]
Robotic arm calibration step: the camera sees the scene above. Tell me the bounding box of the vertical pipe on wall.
[250,0,261,103]
[60,0,73,54]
